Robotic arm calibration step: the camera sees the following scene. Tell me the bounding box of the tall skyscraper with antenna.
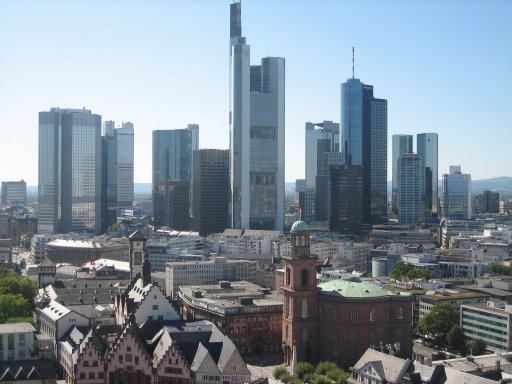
[340,54,388,225]
[229,1,285,230]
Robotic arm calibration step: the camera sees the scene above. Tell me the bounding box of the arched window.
[332,329,339,357]
[370,309,377,322]
[396,307,404,320]
[301,298,308,319]
[301,269,308,286]
[288,298,292,317]
[285,267,290,285]
[351,310,359,322]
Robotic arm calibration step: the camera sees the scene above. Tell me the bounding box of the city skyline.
[1,0,511,186]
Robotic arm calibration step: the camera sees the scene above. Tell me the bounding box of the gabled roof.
[352,349,411,384]
[129,229,147,240]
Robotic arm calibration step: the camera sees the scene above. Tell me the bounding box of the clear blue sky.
[0,0,511,186]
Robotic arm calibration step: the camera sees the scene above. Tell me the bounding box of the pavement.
[244,353,290,383]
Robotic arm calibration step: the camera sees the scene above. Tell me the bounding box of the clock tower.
[282,219,319,365]
[129,230,147,281]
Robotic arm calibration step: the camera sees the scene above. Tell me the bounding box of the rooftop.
[319,277,411,298]
[0,323,36,334]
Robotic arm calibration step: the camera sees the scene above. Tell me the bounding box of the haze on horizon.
[0,0,511,186]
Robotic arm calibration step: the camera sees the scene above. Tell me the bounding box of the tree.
[446,325,465,353]
[0,294,32,323]
[0,269,37,311]
[390,261,431,281]
[417,302,459,345]
[469,338,487,356]
[315,361,338,376]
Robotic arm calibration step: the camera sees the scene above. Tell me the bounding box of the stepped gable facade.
[60,319,250,384]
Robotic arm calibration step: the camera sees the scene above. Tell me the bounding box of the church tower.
[129,230,147,281]
[282,219,319,365]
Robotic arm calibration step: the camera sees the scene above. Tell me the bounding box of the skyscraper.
[392,134,413,213]
[417,133,438,217]
[340,78,387,225]
[152,125,198,224]
[442,165,472,219]
[102,121,134,231]
[305,121,340,190]
[191,149,230,236]
[38,108,102,234]
[153,180,190,230]
[397,153,424,225]
[229,2,285,231]
[327,164,363,234]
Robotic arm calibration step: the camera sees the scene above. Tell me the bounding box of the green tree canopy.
[0,294,32,323]
[417,302,459,345]
[0,269,37,311]
[447,325,466,353]
[390,261,432,280]
[469,338,487,356]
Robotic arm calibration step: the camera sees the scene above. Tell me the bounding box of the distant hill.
[387,176,512,197]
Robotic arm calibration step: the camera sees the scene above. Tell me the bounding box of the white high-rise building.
[229,2,285,231]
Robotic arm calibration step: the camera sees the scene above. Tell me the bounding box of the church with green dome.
[281,219,413,366]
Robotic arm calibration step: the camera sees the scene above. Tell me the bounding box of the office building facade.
[153,180,190,230]
[229,2,285,231]
[417,133,438,217]
[397,153,424,225]
[340,79,387,225]
[152,125,198,225]
[305,121,340,190]
[327,165,363,234]
[391,135,413,213]
[38,108,102,234]
[102,121,134,231]
[191,149,230,236]
[442,165,472,219]
[1,180,27,206]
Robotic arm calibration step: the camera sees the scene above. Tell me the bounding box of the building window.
[333,310,339,321]
[351,331,357,358]
[286,268,290,285]
[370,310,377,322]
[351,310,359,322]
[301,269,308,286]
[7,335,14,350]
[396,328,403,346]
[370,330,376,345]
[396,307,404,320]
[89,372,95,379]
[301,298,308,319]
[332,329,339,357]
[152,305,159,310]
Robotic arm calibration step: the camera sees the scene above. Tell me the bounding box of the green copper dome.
[290,220,309,233]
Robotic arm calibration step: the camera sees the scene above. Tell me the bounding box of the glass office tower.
[229,2,285,231]
[417,133,438,217]
[341,79,387,225]
[442,165,472,219]
[38,108,102,234]
[152,125,198,226]
[392,134,413,213]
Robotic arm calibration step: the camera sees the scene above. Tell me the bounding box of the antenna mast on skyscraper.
[352,46,355,79]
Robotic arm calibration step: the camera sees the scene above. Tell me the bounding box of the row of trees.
[489,264,512,276]
[0,268,37,324]
[274,361,350,384]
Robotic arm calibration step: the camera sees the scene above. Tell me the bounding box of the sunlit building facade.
[38,108,102,234]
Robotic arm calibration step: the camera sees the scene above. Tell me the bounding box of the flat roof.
[0,323,36,334]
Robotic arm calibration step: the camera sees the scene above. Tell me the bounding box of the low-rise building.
[45,238,128,265]
[0,323,36,361]
[165,257,258,298]
[180,281,283,354]
[461,300,512,352]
